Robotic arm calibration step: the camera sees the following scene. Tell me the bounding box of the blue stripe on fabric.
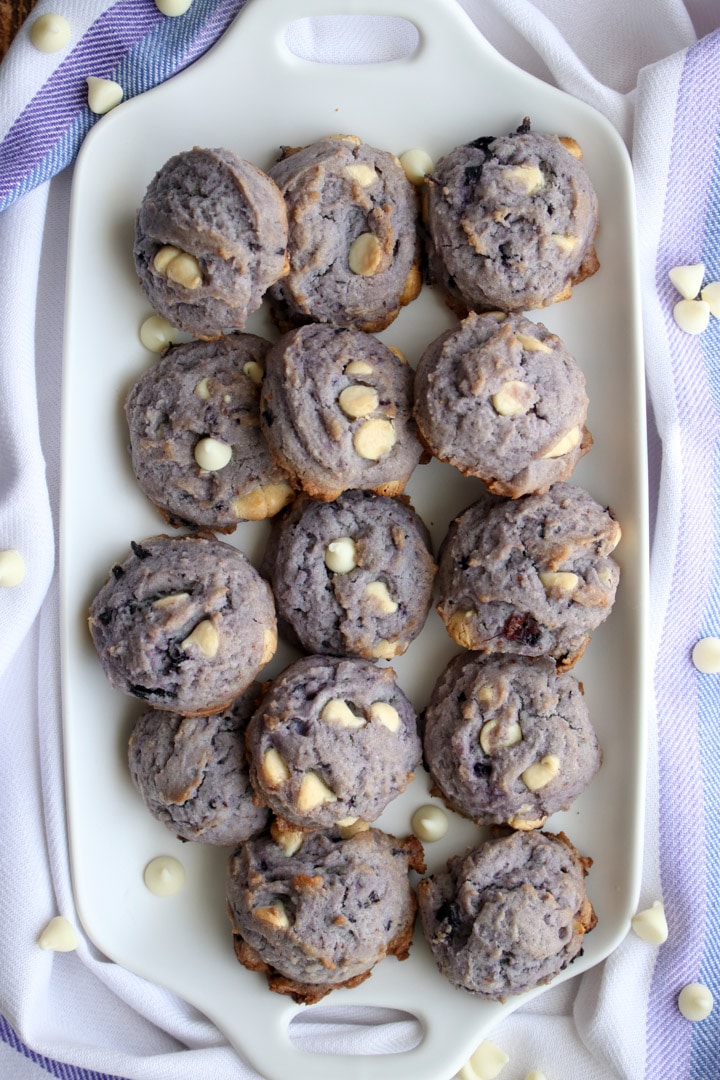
[0,0,248,213]
[689,127,720,1080]
[0,1013,126,1080]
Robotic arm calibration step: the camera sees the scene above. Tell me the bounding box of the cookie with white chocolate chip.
[259,324,424,501]
[436,483,621,670]
[261,490,436,661]
[417,829,596,1000]
[245,654,422,830]
[422,653,601,829]
[227,824,425,1003]
[414,311,591,497]
[88,534,277,716]
[125,334,293,532]
[268,134,421,332]
[423,120,599,314]
[128,683,270,845]
[133,147,288,339]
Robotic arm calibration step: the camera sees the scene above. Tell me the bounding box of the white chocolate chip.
[324,537,358,574]
[673,298,711,335]
[515,332,551,353]
[231,482,294,521]
[181,619,219,659]
[338,817,370,838]
[411,804,448,842]
[140,314,179,353]
[262,748,290,787]
[335,816,359,828]
[297,771,337,811]
[522,755,560,791]
[338,384,379,418]
[194,377,211,399]
[479,718,522,754]
[669,263,705,300]
[86,76,123,115]
[328,134,361,145]
[504,164,544,194]
[371,639,399,659]
[399,148,434,185]
[353,418,395,460]
[254,901,290,929]
[37,916,78,952]
[348,233,383,276]
[631,900,668,944]
[344,359,374,376]
[692,636,720,674]
[261,626,277,666]
[143,855,185,896]
[559,136,583,159]
[0,549,25,587]
[194,436,232,471]
[387,345,408,364]
[153,245,183,272]
[243,360,264,384]
[364,580,398,614]
[166,251,202,289]
[701,280,720,317]
[155,0,194,15]
[369,701,401,731]
[30,13,71,52]
[270,820,304,856]
[321,698,366,728]
[346,163,377,187]
[597,566,615,587]
[539,571,580,593]
[678,981,714,1022]
[525,1072,548,1080]
[152,592,189,608]
[540,425,582,459]
[551,234,578,252]
[458,1039,510,1080]
[491,380,534,416]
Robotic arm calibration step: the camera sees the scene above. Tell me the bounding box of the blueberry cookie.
[422,653,601,829]
[128,683,270,845]
[414,311,591,498]
[227,825,425,1003]
[88,534,277,716]
[134,147,288,339]
[125,334,293,532]
[436,483,621,670]
[262,491,436,661]
[268,134,421,332]
[417,829,596,1000]
[245,654,421,829]
[424,120,599,314]
[260,324,423,501]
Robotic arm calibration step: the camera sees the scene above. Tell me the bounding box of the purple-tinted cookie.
[422,653,601,829]
[128,683,270,845]
[417,829,596,1000]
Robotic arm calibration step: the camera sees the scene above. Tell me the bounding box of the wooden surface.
[0,0,38,60]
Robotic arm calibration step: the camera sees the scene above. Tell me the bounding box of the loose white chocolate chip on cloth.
[691,636,720,674]
[37,916,78,952]
[29,13,71,53]
[5,5,720,1080]
[678,982,714,1022]
[85,76,123,115]
[457,1040,509,1080]
[631,900,669,944]
[0,549,25,586]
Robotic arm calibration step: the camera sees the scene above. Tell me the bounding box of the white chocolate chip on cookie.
[254,901,290,929]
[491,379,534,416]
[153,245,183,272]
[479,718,522,754]
[522,755,560,791]
[399,148,434,185]
[539,571,580,593]
[346,163,377,187]
[321,698,366,728]
[262,748,290,787]
[338,384,379,419]
[369,701,401,731]
[540,425,582,459]
[194,437,232,471]
[353,418,395,460]
[371,639,399,659]
[344,359,374,376]
[348,233,384,276]
[166,251,202,289]
[270,819,304,856]
[243,360,264,384]
[515,332,552,353]
[181,619,219,659]
[503,163,544,194]
[297,771,337,811]
[364,580,398,614]
[325,537,358,574]
[551,234,578,253]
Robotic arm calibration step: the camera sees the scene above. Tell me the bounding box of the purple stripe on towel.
[0,1,163,203]
[645,29,720,1080]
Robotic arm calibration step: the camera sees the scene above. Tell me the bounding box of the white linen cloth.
[1,1,719,1077]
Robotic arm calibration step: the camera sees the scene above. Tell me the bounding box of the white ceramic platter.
[60,1,648,1077]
